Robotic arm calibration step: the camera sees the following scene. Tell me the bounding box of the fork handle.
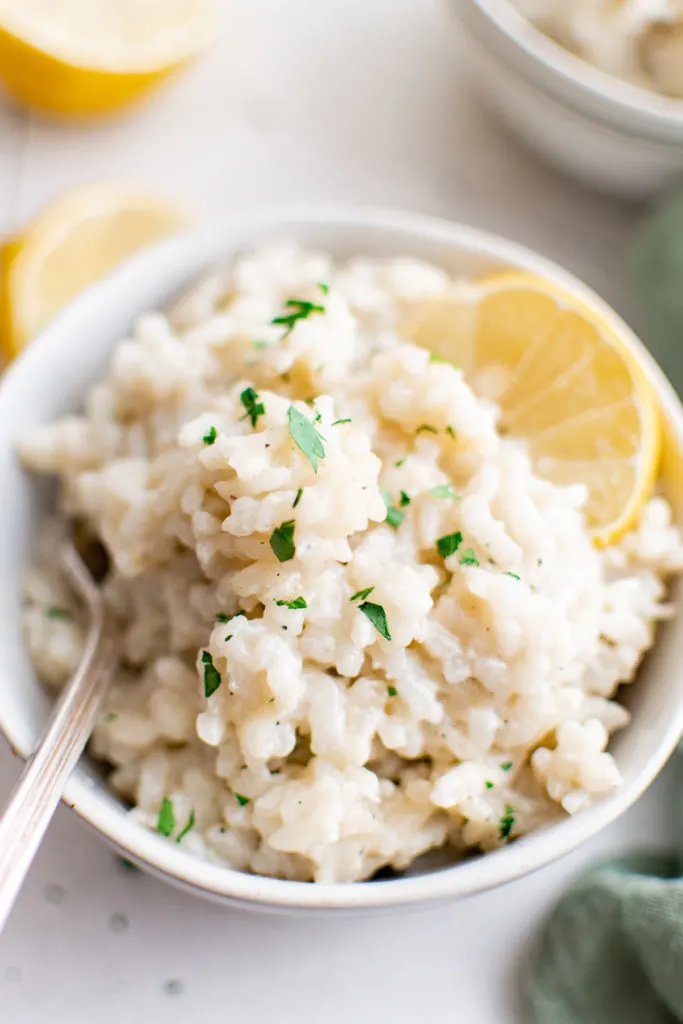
[0,608,119,933]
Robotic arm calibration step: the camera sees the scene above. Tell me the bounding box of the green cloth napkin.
[528,848,683,1023]
[528,193,683,1024]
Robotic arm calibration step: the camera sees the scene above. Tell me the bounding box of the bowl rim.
[463,0,683,140]
[3,203,683,911]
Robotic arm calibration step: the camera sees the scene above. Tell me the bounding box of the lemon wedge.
[1,184,187,359]
[403,271,661,546]
[0,0,212,117]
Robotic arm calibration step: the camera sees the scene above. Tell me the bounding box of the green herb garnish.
[381,490,404,529]
[430,484,460,499]
[272,298,325,332]
[460,548,479,567]
[252,339,269,350]
[287,405,326,472]
[501,761,513,772]
[317,282,329,295]
[176,809,195,843]
[485,781,494,790]
[293,488,303,508]
[157,798,175,837]
[331,418,352,425]
[202,425,217,445]
[436,531,463,559]
[270,520,296,562]
[359,601,391,641]
[240,387,265,427]
[499,805,515,842]
[416,424,438,435]
[504,572,521,581]
[216,611,244,624]
[45,607,70,620]
[394,458,405,468]
[117,857,139,873]
[275,597,307,609]
[445,425,456,440]
[201,650,222,698]
[235,794,250,807]
[429,353,457,366]
[351,586,375,602]
[387,685,398,697]
[399,491,411,507]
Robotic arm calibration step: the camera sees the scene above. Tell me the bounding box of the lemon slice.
[1,184,187,359]
[403,271,661,546]
[0,0,212,118]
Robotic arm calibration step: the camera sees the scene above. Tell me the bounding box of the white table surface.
[0,2,676,1021]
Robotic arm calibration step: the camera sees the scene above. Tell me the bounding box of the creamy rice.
[512,0,683,98]
[20,246,683,883]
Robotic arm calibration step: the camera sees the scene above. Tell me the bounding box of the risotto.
[511,0,683,98]
[19,246,683,883]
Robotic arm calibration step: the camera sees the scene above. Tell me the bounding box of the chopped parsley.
[445,426,456,440]
[270,520,296,562]
[157,798,175,837]
[293,487,303,508]
[272,298,325,332]
[504,572,521,581]
[460,548,480,567]
[176,809,195,843]
[387,685,398,697]
[45,607,69,620]
[235,794,250,807]
[394,459,405,468]
[252,339,269,350]
[202,425,217,445]
[416,424,438,435]
[485,781,494,790]
[201,651,222,698]
[501,761,513,772]
[436,531,463,559]
[399,491,411,507]
[240,387,265,427]
[499,805,515,842]
[359,601,391,641]
[430,484,460,499]
[287,405,326,472]
[351,586,375,602]
[117,857,138,873]
[381,490,404,529]
[331,418,352,426]
[275,596,307,610]
[216,611,244,624]
[317,282,330,295]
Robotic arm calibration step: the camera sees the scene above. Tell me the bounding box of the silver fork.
[0,538,120,933]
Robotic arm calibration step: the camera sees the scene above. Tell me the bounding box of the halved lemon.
[403,271,661,546]
[1,184,188,359]
[0,0,212,118]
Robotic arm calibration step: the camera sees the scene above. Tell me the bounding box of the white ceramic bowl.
[2,206,683,914]
[449,0,683,199]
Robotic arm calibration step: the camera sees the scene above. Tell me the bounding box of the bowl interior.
[1,207,683,911]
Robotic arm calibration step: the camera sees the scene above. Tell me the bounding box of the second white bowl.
[450,0,683,199]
